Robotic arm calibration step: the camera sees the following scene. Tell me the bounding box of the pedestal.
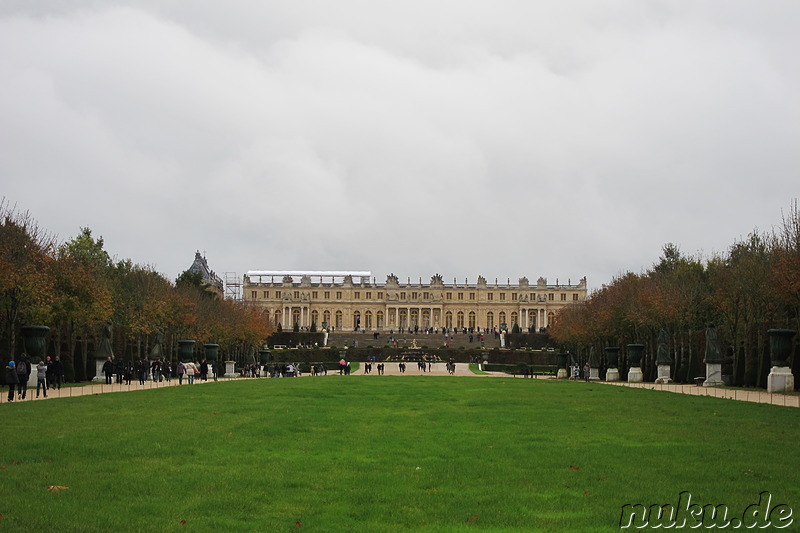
[703,363,724,387]
[627,366,643,383]
[655,364,672,384]
[606,368,620,382]
[589,367,601,381]
[767,366,795,393]
[500,333,506,348]
[556,368,568,379]
[93,359,107,382]
[223,360,237,378]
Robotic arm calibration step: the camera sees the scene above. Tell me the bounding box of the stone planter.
[626,344,644,383]
[556,352,568,379]
[178,340,196,362]
[20,325,49,363]
[259,349,271,364]
[204,343,219,362]
[767,329,796,393]
[605,347,620,382]
[768,329,795,367]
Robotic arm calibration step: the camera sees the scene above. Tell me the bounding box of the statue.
[655,329,672,365]
[430,273,444,286]
[386,273,399,285]
[150,330,164,359]
[96,321,114,360]
[703,323,724,364]
[588,346,599,367]
[477,275,487,286]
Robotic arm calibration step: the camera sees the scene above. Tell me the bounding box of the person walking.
[583,362,591,382]
[36,360,48,398]
[15,354,31,400]
[185,361,197,384]
[5,360,20,402]
[102,357,114,385]
[177,361,186,384]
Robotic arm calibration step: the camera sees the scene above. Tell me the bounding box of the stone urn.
[605,347,620,368]
[20,325,49,363]
[604,347,621,382]
[259,349,271,364]
[768,329,796,367]
[178,340,196,362]
[626,344,644,383]
[204,343,219,362]
[626,344,644,367]
[556,352,569,379]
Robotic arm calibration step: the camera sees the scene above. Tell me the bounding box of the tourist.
[200,360,209,381]
[583,362,591,382]
[15,354,30,399]
[45,356,56,389]
[177,361,186,384]
[124,360,133,385]
[163,361,172,382]
[5,360,20,402]
[185,361,197,384]
[102,357,114,384]
[115,358,125,384]
[36,360,48,398]
[138,357,149,385]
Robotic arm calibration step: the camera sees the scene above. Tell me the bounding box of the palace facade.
[242,271,587,332]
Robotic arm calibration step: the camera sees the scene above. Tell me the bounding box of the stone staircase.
[327,330,502,350]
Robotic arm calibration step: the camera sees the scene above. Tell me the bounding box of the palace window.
[445,312,453,328]
[311,310,319,326]
[486,312,494,329]
[376,311,384,329]
[324,291,330,299]
[323,310,331,325]
[499,293,505,301]
[335,310,343,329]
[470,292,475,300]
[263,290,269,298]
[468,311,476,329]
[511,312,518,326]
[457,312,465,328]
[561,293,566,301]
[499,312,506,326]
[377,292,383,299]
[512,293,517,301]
[354,311,361,329]
[548,293,554,301]
[365,311,372,329]
[400,292,406,300]
[573,293,579,301]
[336,291,342,300]
[488,293,494,301]
[275,291,281,298]
[312,291,318,299]
[354,291,360,299]
[366,291,372,299]
[446,292,452,300]
[412,292,418,300]
[294,291,299,298]
[458,293,464,300]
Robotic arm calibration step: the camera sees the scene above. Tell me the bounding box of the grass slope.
[1,378,798,532]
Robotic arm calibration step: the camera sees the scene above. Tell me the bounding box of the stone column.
[627,344,644,382]
[767,329,796,393]
[605,347,620,382]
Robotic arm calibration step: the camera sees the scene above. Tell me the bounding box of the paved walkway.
[597,380,800,408]
[3,365,796,408]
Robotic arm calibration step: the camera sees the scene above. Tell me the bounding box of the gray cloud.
[1,1,797,288]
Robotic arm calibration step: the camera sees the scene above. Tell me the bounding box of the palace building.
[242,271,587,332]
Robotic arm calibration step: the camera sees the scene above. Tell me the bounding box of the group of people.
[4,355,65,402]
[363,362,385,375]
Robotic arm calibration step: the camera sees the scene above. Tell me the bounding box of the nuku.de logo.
[619,491,793,529]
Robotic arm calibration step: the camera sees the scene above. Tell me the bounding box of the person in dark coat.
[5,360,20,402]
[102,357,114,384]
[49,356,64,389]
[15,354,31,399]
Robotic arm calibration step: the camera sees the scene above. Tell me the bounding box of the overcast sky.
[2,1,798,293]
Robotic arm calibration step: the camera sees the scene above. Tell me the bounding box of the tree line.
[550,202,800,388]
[0,200,271,381]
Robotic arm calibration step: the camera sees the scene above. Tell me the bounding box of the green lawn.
[1,377,798,532]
